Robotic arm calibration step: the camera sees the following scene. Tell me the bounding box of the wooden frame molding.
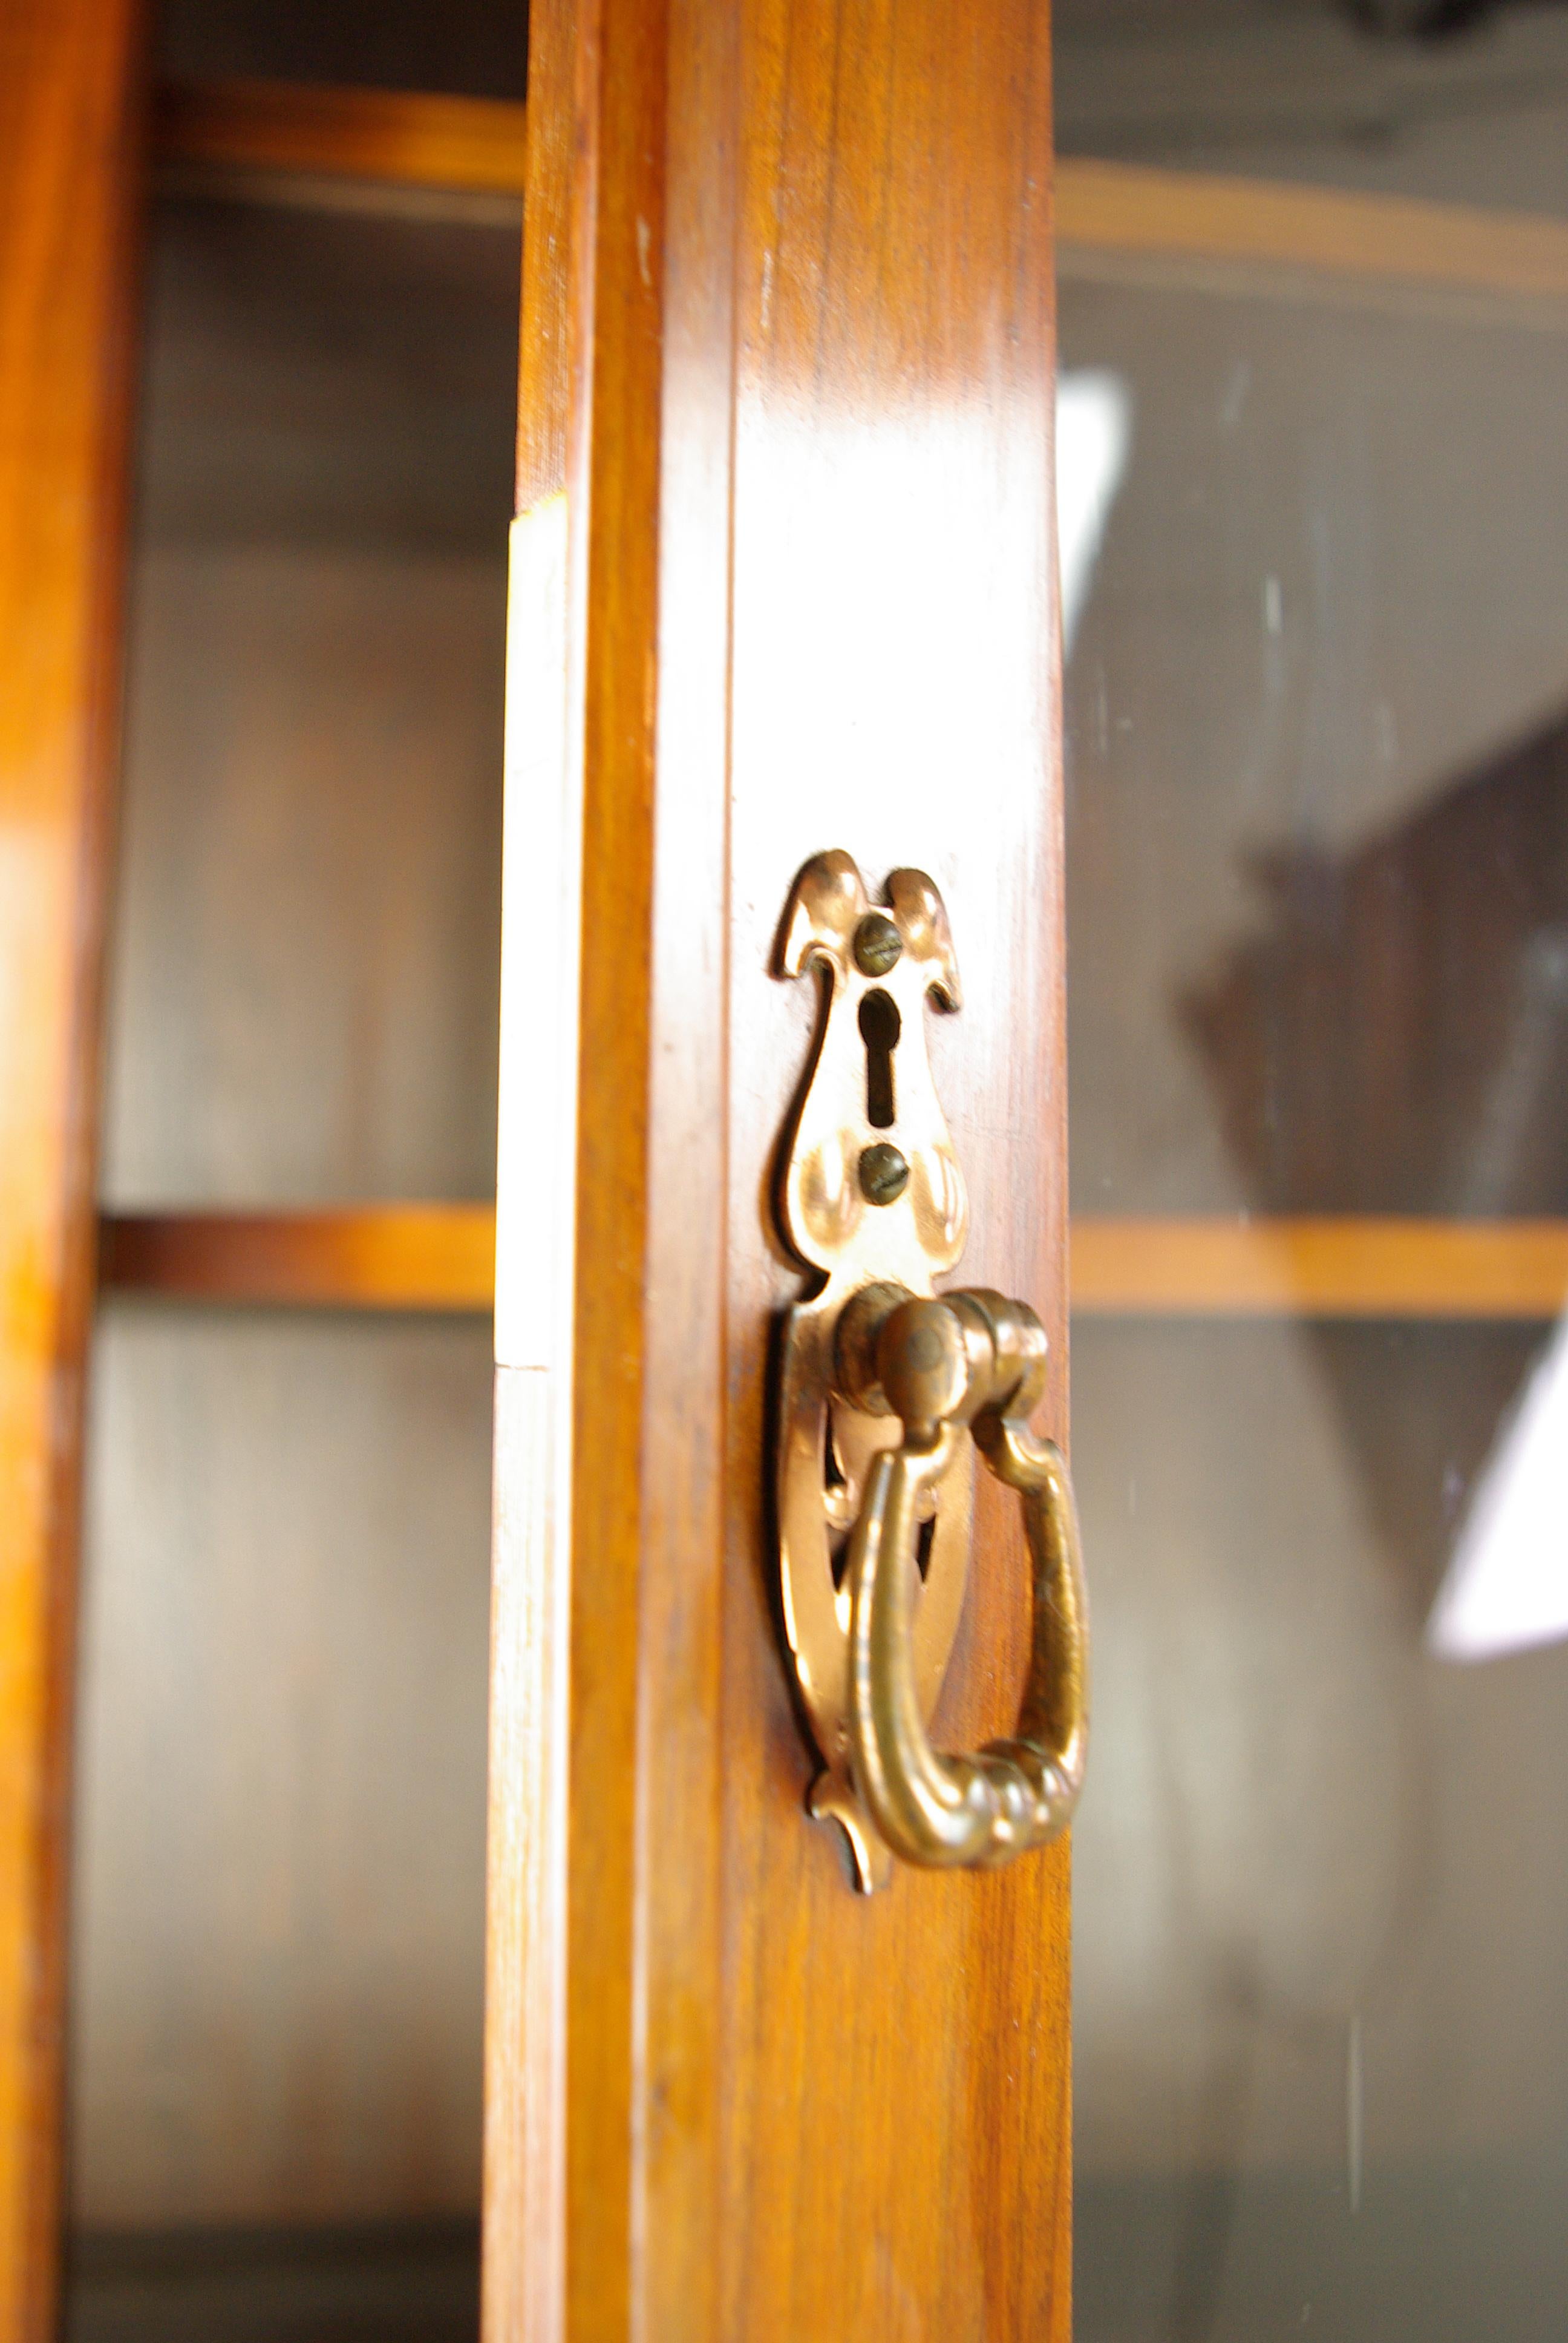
[0,1,145,2333]
[487,0,1071,2334]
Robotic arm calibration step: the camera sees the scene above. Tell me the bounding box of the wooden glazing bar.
[98,1207,495,1311]
[148,84,1568,309]
[153,77,528,197]
[1057,156,1568,304]
[1071,1216,1568,1321]
[97,1211,1568,1322]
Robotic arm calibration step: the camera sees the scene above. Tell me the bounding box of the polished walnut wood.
[487,2,1068,2339]
[99,1208,495,1310]
[154,77,527,197]
[0,1,143,2333]
[1057,157,1568,309]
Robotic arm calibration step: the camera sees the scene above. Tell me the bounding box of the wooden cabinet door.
[485,3,1072,2338]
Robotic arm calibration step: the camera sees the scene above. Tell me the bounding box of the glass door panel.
[1059,9,1568,2338]
[71,125,517,2341]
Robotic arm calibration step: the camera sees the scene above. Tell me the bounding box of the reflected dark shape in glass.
[1060,16,1568,2330]
[1184,716,1568,1620]
[1184,716,1568,1223]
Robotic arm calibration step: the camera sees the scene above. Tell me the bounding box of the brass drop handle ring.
[769,853,1086,1889]
[840,1288,1089,1871]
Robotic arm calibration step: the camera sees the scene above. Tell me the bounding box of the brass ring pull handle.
[840,1288,1089,1872]
[769,853,1087,1890]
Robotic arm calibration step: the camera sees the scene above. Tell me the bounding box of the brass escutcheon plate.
[772,850,973,1891]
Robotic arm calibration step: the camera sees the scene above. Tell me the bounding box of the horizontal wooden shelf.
[152,77,528,198]
[1058,159,1568,309]
[1071,1216,1568,1321]
[99,1210,1568,1322]
[148,83,1568,307]
[98,1207,495,1312]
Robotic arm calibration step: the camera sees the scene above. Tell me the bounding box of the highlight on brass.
[770,851,1087,1890]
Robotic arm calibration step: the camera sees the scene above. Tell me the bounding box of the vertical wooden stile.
[0,2,145,2333]
[486,4,1070,2337]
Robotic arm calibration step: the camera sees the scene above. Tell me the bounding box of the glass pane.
[102,198,517,1208]
[79,164,514,2337]
[69,1310,491,2335]
[1060,9,1568,2338]
[156,0,528,103]
[1056,0,1568,218]
[1065,283,1568,1219]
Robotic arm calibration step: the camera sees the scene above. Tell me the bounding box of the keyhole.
[858,988,900,1129]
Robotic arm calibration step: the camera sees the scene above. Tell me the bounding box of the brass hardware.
[852,912,903,977]
[771,850,1088,1891]
[841,1287,1088,1870]
[858,1142,909,1206]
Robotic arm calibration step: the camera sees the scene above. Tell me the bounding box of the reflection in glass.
[1062,125,1568,2343]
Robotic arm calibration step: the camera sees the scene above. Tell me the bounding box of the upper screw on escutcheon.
[853,913,903,978]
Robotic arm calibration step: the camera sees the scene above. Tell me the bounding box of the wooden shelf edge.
[1056,157,1568,307]
[98,1207,497,1312]
[152,77,528,198]
[146,89,1568,303]
[1071,1216,1568,1321]
[98,1210,1568,1321]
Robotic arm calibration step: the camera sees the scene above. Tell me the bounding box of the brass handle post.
[841,1291,1089,1871]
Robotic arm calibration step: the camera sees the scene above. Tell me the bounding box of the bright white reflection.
[1428,1309,1568,1662]
[1057,369,1131,657]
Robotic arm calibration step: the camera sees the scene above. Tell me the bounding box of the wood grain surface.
[486,2,1070,2338]
[0,1,144,2333]
[154,77,527,196]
